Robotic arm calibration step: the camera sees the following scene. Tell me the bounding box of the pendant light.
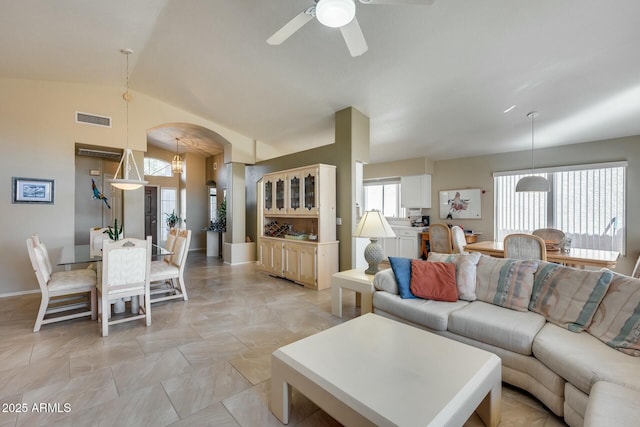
[516,111,550,192]
[108,48,148,191]
[172,138,183,174]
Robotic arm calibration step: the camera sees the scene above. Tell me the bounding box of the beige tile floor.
[0,252,566,427]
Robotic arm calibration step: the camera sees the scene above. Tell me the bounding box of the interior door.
[144,186,158,244]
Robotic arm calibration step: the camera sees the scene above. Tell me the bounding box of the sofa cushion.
[588,271,640,356]
[584,381,640,427]
[529,261,613,332]
[373,268,398,295]
[532,322,640,395]
[410,260,458,302]
[427,252,481,301]
[388,256,416,299]
[475,255,538,311]
[372,291,468,331]
[448,301,546,355]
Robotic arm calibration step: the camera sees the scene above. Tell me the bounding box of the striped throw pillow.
[588,272,640,356]
[529,261,613,332]
[475,255,538,311]
[427,252,481,301]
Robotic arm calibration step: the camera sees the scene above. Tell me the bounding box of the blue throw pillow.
[389,256,416,299]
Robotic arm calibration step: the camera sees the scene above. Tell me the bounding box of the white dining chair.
[150,229,192,303]
[26,237,97,332]
[98,236,152,337]
[504,233,547,261]
[89,227,109,257]
[451,226,467,254]
[632,254,640,278]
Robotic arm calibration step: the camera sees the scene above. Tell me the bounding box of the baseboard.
[0,289,39,298]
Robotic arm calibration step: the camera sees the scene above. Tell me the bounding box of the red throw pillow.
[410,260,458,302]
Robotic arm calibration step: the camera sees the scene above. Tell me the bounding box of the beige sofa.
[372,253,640,426]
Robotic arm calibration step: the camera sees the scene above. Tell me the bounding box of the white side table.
[331,269,375,318]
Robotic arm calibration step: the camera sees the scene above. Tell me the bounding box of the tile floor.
[0,252,566,426]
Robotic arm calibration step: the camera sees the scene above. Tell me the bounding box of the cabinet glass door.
[264,179,273,213]
[303,169,318,215]
[289,175,300,213]
[275,176,286,212]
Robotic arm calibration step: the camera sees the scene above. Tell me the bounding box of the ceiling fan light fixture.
[316,0,356,28]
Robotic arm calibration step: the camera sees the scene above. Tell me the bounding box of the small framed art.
[12,177,55,204]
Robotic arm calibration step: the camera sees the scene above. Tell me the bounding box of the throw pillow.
[388,256,416,299]
[529,261,613,332]
[475,254,539,312]
[588,271,640,355]
[410,260,458,302]
[427,252,481,301]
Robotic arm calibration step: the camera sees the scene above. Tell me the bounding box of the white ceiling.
[1,0,639,162]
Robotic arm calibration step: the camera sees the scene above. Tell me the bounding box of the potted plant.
[165,210,182,229]
[103,218,123,241]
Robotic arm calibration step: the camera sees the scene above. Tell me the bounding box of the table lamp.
[353,210,396,275]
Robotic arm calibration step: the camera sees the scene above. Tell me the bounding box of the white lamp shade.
[316,0,356,28]
[353,210,396,238]
[516,175,550,192]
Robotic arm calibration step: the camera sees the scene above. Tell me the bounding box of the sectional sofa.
[372,252,640,426]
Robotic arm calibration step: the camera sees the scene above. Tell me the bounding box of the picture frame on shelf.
[12,177,55,204]
[439,188,481,219]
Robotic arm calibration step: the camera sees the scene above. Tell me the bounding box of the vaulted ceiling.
[1,0,639,162]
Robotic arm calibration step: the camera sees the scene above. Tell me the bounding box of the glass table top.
[58,244,173,266]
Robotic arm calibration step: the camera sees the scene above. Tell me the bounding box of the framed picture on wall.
[12,177,55,204]
[439,188,481,219]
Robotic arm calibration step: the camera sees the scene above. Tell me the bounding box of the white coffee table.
[271,313,501,426]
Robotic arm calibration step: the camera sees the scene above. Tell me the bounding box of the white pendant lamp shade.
[516,111,550,192]
[516,175,550,192]
[172,138,183,174]
[110,148,147,190]
[108,48,148,191]
[316,0,356,28]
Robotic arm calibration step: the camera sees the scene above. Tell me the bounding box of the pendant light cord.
[530,113,534,174]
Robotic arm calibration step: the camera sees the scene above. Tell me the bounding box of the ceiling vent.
[76,147,122,160]
[76,111,112,128]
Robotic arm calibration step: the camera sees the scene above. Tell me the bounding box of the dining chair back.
[150,229,192,303]
[98,236,152,336]
[504,233,547,261]
[429,223,453,254]
[532,228,566,244]
[632,254,640,278]
[26,237,97,332]
[451,226,467,254]
[89,227,109,257]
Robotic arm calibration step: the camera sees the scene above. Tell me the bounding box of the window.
[160,187,177,241]
[494,162,626,254]
[144,158,173,177]
[363,180,406,218]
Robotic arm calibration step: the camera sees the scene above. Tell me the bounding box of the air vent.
[76,111,112,128]
[77,147,122,160]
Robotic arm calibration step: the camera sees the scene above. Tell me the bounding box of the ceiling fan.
[267,0,435,57]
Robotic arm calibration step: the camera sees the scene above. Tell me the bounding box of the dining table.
[464,241,620,269]
[58,243,173,314]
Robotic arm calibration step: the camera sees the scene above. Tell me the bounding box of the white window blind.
[494,163,626,254]
[160,187,177,242]
[363,179,405,218]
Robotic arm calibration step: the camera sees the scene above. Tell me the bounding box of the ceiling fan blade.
[340,17,368,57]
[358,0,435,5]
[267,10,314,45]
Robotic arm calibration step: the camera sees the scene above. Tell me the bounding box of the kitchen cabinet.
[401,174,432,208]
